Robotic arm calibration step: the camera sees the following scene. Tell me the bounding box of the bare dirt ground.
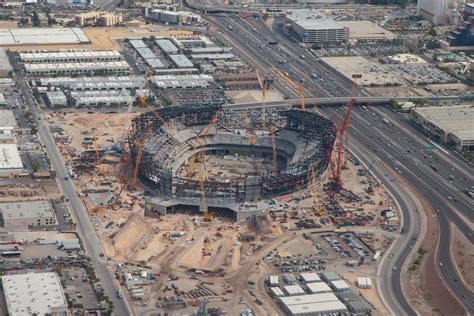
[225,89,283,103]
[451,224,474,291]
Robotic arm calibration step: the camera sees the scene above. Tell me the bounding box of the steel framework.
[126,105,336,206]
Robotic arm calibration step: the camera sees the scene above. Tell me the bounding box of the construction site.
[40,65,401,314]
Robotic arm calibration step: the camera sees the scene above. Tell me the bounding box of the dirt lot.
[452,224,474,290]
[225,89,284,103]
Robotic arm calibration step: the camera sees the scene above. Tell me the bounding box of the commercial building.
[306,282,332,294]
[339,21,396,43]
[0,48,12,78]
[417,0,450,25]
[151,74,213,89]
[2,272,67,315]
[0,200,56,228]
[411,105,474,151]
[19,50,123,63]
[0,28,89,46]
[284,301,348,316]
[45,91,68,108]
[155,39,179,54]
[190,53,235,60]
[129,40,165,69]
[283,285,306,296]
[169,54,193,68]
[285,10,348,45]
[0,143,23,178]
[300,272,321,283]
[0,109,17,133]
[38,76,146,91]
[24,61,130,76]
[75,11,122,26]
[70,90,135,107]
[150,9,201,25]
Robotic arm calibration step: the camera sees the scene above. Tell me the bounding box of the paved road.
[18,78,132,316]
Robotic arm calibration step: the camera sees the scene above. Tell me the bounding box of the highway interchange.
[199,10,474,314]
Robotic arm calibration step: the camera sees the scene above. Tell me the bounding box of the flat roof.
[2,272,67,315]
[25,61,130,71]
[0,48,12,73]
[129,39,147,49]
[0,28,89,46]
[285,301,348,315]
[307,282,332,293]
[281,293,340,306]
[0,109,16,129]
[339,21,396,40]
[413,105,474,142]
[287,10,345,31]
[283,285,306,295]
[190,53,235,60]
[0,200,54,220]
[0,144,22,169]
[300,272,321,283]
[169,54,193,68]
[19,50,122,61]
[155,39,179,53]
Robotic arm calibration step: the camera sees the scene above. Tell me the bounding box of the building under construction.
[126,105,336,220]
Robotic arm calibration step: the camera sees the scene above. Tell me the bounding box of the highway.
[201,11,474,313]
[17,77,132,316]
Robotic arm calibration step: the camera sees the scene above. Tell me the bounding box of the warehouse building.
[19,50,123,63]
[300,272,321,283]
[306,282,332,294]
[0,143,23,178]
[188,47,232,54]
[0,200,56,228]
[72,93,135,107]
[0,28,90,46]
[330,280,351,292]
[320,271,341,282]
[285,10,348,45]
[0,109,17,133]
[411,105,474,152]
[155,39,179,54]
[280,293,340,306]
[357,277,372,289]
[38,76,146,91]
[129,40,165,69]
[151,74,213,89]
[0,48,12,77]
[169,54,194,68]
[284,301,348,316]
[45,90,68,108]
[24,61,130,76]
[2,272,67,315]
[270,287,285,298]
[268,275,279,287]
[190,53,235,60]
[283,285,306,296]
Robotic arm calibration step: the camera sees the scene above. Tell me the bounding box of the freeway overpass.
[223,95,460,109]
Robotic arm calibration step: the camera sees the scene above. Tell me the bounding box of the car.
[393,266,397,271]
[439,262,443,267]
[389,253,394,258]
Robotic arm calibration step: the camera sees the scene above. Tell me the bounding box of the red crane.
[329,74,361,189]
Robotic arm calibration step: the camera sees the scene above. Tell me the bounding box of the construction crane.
[256,70,272,128]
[241,111,256,145]
[199,174,213,221]
[329,74,361,188]
[131,128,154,188]
[273,69,306,111]
[271,127,277,173]
[308,167,324,216]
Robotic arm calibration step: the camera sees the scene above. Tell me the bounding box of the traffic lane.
[352,108,474,220]
[349,141,417,315]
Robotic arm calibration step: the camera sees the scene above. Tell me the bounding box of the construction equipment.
[271,127,277,173]
[329,74,361,188]
[131,128,154,188]
[274,69,306,111]
[256,70,272,128]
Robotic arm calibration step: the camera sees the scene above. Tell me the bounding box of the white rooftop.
[300,272,321,283]
[0,144,22,169]
[2,272,67,316]
[0,200,55,220]
[280,293,340,306]
[0,28,89,46]
[19,50,122,61]
[287,10,345,31]
[0,109,16,130]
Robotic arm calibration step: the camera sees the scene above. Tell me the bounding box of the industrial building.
[19,50,123,63]
[280,293,348,316]
[300,272,321,283]
[285,10,348,45]
[150,9,201,25]
[24,61,130,76]
[0,109,17,133]
[411,105,474,152]
[45,91,68,108]
[129,40,165,69]
[151,74,213,89]
[75,11,122,26]
[169,54,194,68]
[0,200,56,228]
[37,76,146,91]
[0,28,90,46]
[155,39,179,54]
[284,285,306,296]
[190,53,236,60]
[0,143,23,178]
[70,90,135,107]
[417,0,450,25]
[2,272,67,315]
[0,48,12,77]
[330,280,351,292]
[306,282,332,294]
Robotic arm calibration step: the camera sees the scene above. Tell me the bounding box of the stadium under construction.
[126,105,336,220]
